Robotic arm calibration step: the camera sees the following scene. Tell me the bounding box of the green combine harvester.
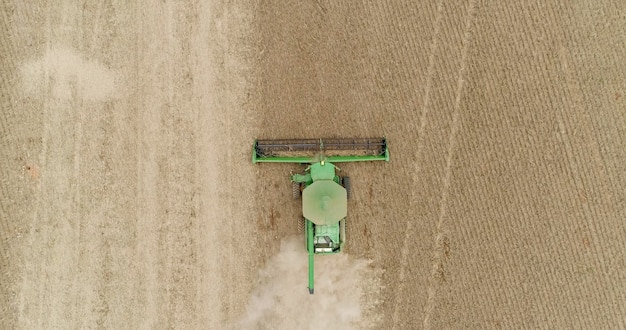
[252,138,389,294]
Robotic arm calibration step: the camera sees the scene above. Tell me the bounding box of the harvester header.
[252,137,389,164]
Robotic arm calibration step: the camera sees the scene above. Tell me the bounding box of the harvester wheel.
[298,217,305,234]
[343,176,351,199]
[292,182,301,200]
[340,219,346,248]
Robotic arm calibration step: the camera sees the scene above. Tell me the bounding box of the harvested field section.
[2,1,259,328]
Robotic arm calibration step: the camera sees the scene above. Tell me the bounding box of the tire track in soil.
[390,0,443,326]
[188,1,230,326]
[157,3,198,327]
[15,2,133,328]
[27,1,111,325]
[18,2,57,327]
[134,4,160,327]
[134,2,203,327]
[422,1,476,328]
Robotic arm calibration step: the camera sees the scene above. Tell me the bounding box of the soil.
[1,1,625,328]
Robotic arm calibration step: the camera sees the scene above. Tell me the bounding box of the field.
[1,1,625,328]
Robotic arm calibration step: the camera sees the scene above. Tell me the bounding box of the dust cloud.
[239,236,382,330]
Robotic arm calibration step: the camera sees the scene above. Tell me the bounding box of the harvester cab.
[252,138,389,294]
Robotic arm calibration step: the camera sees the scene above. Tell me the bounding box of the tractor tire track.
[391,0,443,326]
[422,1,476,328]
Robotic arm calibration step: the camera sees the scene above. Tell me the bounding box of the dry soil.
[1,1,625,329]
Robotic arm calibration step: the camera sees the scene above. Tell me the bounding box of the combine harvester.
[252,138,389,294]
